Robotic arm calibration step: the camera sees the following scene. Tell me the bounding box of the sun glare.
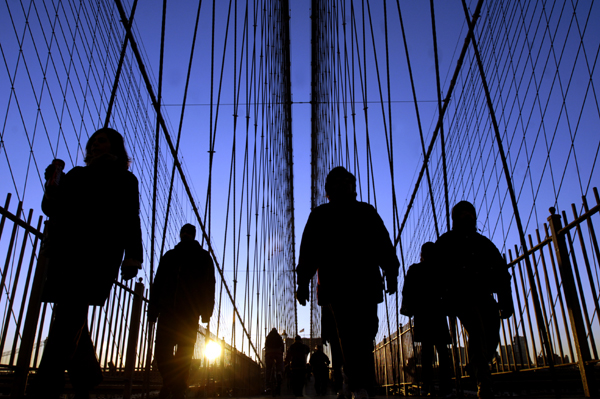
[205,340,222,361]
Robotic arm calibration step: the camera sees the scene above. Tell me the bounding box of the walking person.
[296,166,400,399]
[148,223,216,399]
[435,201,513,398]
[286,335,310,397]
[264,328,284,395]
[32,127,143,399]
[401,242,452,396]
[310,344,331,396]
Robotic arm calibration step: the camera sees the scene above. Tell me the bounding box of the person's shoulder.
[122,169,139,183]
[65,165,86,178]
[406,262,421,273]
[474,232,502,253]
[311,203,331,214]
[355,201,376,211]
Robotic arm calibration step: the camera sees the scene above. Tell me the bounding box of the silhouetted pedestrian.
[148,223,216,399]
[310,344,330,396]
[296,166,400,399]
[435,201,514,399]
[33,128,143,399]
[286,335,310,397]
[401,241,452,396]
[265,327,284,395]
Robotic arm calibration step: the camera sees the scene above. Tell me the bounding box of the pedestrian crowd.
[31,130,513,399]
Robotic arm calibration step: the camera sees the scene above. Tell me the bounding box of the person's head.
[420,241,435,262]
[180,223,197,242]
[325,166,356,202]
[452,201,477,232]
[84,128,131,169]
[295,335,302,342]
[271,327,278,334]
[315,344,323,351]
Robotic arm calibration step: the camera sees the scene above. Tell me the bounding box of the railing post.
[547,207,596,397]
[123,278,145,399]
[11,226,49,398]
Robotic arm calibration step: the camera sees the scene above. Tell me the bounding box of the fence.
[0,192,260,397]
[375,187,600,396]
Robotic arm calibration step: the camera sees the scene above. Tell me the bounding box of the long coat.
[296,200,399,306]
[148,240,215,322]
[41,159,143,306]
[401,261,451,344]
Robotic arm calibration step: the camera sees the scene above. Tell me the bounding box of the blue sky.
[1,0,599,362]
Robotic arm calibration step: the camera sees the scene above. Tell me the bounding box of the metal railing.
[375,187,600,396]
[0,192,261,397]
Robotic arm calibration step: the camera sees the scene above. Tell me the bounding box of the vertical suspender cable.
[160,0,204,258]
[151,0,168,287]
[429,0,450,232]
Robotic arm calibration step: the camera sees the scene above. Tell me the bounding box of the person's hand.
[498,289,514,319]
[386,275,398,295]
[44,163,56,181]
[202,315,211,324]
[296,284,309,306]
[121,258,141,280]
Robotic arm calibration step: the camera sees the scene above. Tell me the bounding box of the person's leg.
[155,317,177,397]
[323,306,343,395]
[68,323,103,396]
[291,368,304,396]
[432,317,453,395]
[420,339,435,393]
[173,330,196,399]
[458,302,500,398]
[330,301,378,395]
[32,301,89,398]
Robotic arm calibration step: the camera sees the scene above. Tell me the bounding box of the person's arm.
[148,253,169,323]
[201,251,216,322]
[372,207,400,294]
[296,211,321,305]
[400,265,417,316]
[122,173,143,280]
[489,240,514,319]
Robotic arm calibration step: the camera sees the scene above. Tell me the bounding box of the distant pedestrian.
[310,344,331,396]
[148,223,216,399]
[265,327,284,395]
[401,242,452,396]
[286,335,310,397]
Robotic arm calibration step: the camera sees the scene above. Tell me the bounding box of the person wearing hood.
[434,201,514,399]
[149,223,216,399]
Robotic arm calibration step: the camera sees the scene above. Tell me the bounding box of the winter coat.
[148,240,215,322]
[41,159,143,306]
[296,200,399,306]
[286,341,309,370]
[265,329,284,353]
[434,229,511,313]
[309,349,330,372]
[401,261,450,344]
